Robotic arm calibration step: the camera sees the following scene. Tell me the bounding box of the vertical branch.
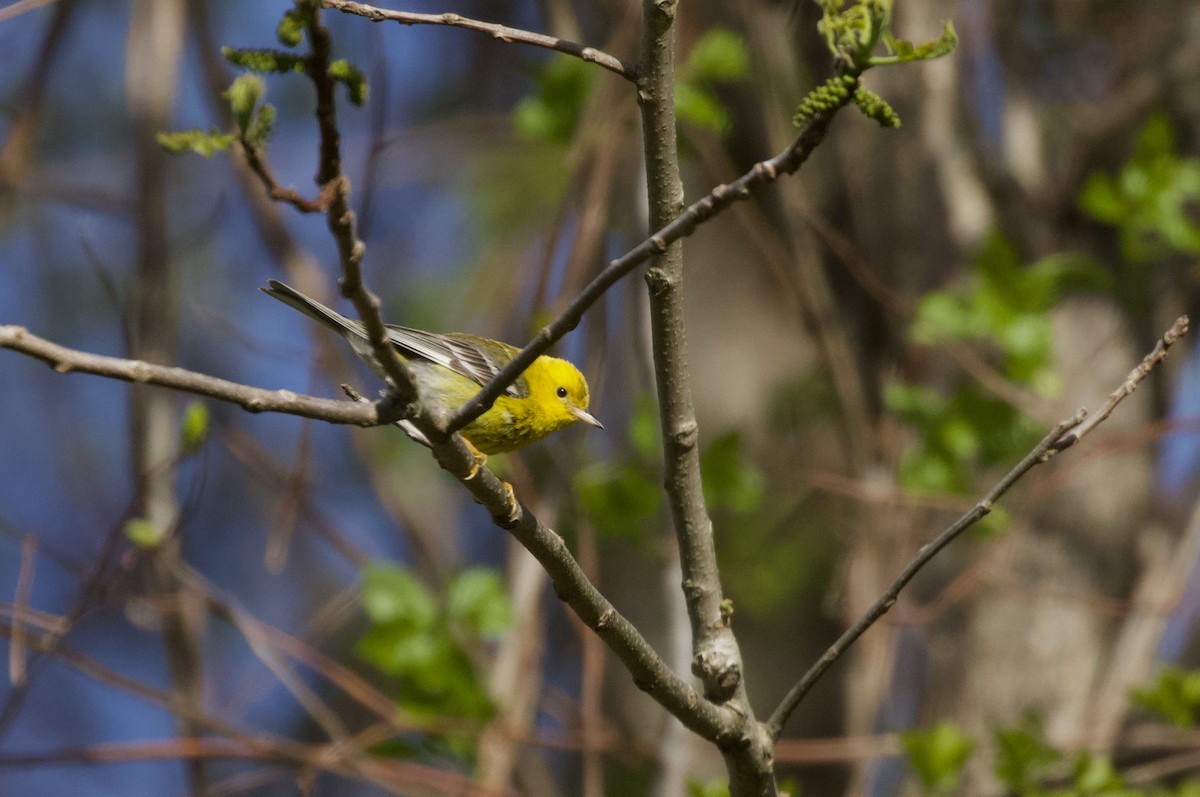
[638,0,740,709]
[125,2,206,795]
[637,2,775,794]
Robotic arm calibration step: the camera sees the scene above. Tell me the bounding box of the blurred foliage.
[220,46,306,76]
[357,562,511,741]
[889,233,1104,497]
[675,28,749,135]
[886,382,1040,496]
[574,396,764,548]
[123,517,165,550]
[994,713,1062,794]
[512,54,595,145]
[688,779,731,797]
[155,128,233,157]
[1131,667,1200,728]
[276,8,307,47]
[904,709,1200,796]
[1080,114,1200,264]
[911,234,1103,389]
[179,401,210,455]
[901,720,975,794]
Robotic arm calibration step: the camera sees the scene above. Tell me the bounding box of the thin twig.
[320,0,638,82]
[765,315,1191,739]
[7,536,35,686]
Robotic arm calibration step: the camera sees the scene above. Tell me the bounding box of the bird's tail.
[261,279,362,338]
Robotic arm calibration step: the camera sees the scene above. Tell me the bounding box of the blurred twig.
[766,315,1190,739]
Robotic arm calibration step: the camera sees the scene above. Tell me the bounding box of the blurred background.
[2,0,1200,795]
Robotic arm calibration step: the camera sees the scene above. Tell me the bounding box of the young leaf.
[329,59,369,106]
[179,401,210,454]
[156,129,234,158]
[901,720,975,794]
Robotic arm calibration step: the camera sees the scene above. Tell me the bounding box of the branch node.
[644,268,670,296]
[596,609,615,629]
[752,160,778,181]
[693,641,742,702]
[129,361,152,382]
[670,421,699,450]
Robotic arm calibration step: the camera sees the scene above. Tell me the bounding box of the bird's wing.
[386,326,528,398]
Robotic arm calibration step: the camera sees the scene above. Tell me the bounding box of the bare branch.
[765,315,1191,739]
[0,325,384,425]
[448,83,858,434]
[320,0,638,82]
[440,445,736,742]
[298,4,420,416]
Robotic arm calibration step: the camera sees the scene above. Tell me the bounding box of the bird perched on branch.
[262,279,601,456]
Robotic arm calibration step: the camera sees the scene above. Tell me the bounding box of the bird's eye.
[556,386,568,398]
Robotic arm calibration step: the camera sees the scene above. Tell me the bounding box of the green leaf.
[357,623,443,675]
[700,431,765,513]
[687,779,731,797]
[993,713,1061,793]
[446,568,511,637]
[1131,668,1200,728]
[245,103,276,146]
[221,46,306,75]
[512,54,594,145]
[575,462,662,543]
[628,395,662,463]
[224,73,266,133]
[1071,752,1125,793]
[179,401,210,454]
[682,28,749,83]
[276,8,306,47]
[124,517,165,550]
[1079,114,1200,263]
[675,82,732,134]
[876,20,958,65]
[329,59,369,106]
[360,562,437,627]
[155,129,234,158]
[901,720,975,794]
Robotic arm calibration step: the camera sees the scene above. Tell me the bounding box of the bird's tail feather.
[261,279,362,339]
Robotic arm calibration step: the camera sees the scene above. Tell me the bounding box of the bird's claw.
[500,481,520,526]
[462,439,488,480]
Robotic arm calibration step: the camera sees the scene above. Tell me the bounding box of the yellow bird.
[262,280,601,454]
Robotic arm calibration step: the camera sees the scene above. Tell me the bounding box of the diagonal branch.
[320,0,638,82]
[765,315,1190,739]
[427,436,737,743]
[448,86,858,434]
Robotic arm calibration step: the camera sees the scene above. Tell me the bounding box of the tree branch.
[0,325,384,425]
[765,315,1191,739]
[297,2,420,421]
[434,439,737,742]
[319,0,638,82]
[447,84,857,434]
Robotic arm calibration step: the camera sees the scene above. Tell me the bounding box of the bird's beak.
[571,405,604,429]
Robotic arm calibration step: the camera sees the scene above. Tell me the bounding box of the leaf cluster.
[1080,114,1200,264]
[905,712,1200,797]
[357,563,511,734]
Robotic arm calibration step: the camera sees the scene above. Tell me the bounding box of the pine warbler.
[262,280,601,454]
